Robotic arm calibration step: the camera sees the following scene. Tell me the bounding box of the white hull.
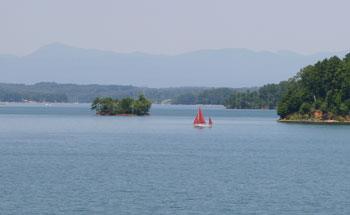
[193,123,212,127]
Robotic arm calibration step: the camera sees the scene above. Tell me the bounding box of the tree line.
[3,54,347,113]
[0,88,67,102]
[91,94,152,115]
[0,82,256,104]
[0,82,209,103]
[277,54,350,120]
[171,87,257,105]
[223,82,287,109]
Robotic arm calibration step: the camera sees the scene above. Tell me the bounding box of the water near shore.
[1,104,350,214]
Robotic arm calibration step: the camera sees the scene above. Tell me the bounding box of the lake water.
[1,104,350,214]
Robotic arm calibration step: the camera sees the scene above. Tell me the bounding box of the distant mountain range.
[0,43,349,88]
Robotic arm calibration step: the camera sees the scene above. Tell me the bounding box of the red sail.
[197,107,206,124]
[209,117,213,125]
[193,114,199,124]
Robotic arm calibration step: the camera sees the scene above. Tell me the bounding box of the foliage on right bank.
[223,82,287,109]
[277,54,350,120]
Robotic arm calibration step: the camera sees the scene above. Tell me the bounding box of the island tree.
[91,94,152,115]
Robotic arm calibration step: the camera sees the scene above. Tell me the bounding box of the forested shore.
[277,54,350,121]
[0,83,208,103]
[0,82,254,104]
[2,53,349,118]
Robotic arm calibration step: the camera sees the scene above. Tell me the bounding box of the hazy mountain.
[0,43,348,87]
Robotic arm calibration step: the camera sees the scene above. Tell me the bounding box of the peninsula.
[277,53,350,123]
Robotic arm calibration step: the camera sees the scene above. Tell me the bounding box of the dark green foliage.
[0,82,258,104]
[91,97,119,115]
[277,54,350,119]
[91,94,152,115]
[172,93,198,104]
[0,87,68,102]
[299,102,313,114]
[0,82,211,103]
[133,94,152,115]
[172,87,256,105]
[223,81,288,109]
[119,97,134,114]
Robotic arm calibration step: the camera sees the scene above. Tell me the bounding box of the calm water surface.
[0,104,350,214]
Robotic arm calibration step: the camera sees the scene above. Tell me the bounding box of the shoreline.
[278,119,350,124]
[0,102,224,106]
[96,113,150,116]
[0,102,89,104]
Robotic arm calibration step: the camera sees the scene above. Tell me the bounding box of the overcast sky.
[1,0,350,56]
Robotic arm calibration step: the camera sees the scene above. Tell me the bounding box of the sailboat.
[208,117,213,127]
[193,107,213,127]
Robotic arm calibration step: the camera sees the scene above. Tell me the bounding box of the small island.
[277,53,350,123]
[91,94,152,116]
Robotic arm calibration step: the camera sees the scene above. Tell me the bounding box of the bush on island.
[91,94,151,116]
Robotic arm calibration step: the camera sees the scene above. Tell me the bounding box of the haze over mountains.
[0,43,348,88]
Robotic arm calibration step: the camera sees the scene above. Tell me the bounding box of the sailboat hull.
[193,123,211,127]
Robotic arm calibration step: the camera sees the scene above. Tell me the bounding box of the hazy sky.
[1,0,350,56]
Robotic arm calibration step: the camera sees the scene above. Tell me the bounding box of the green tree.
[119,97,134,114]
[91,97,102,113]
[133,94,152,115]
[277,53,350,120]
[223,81,288,109]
